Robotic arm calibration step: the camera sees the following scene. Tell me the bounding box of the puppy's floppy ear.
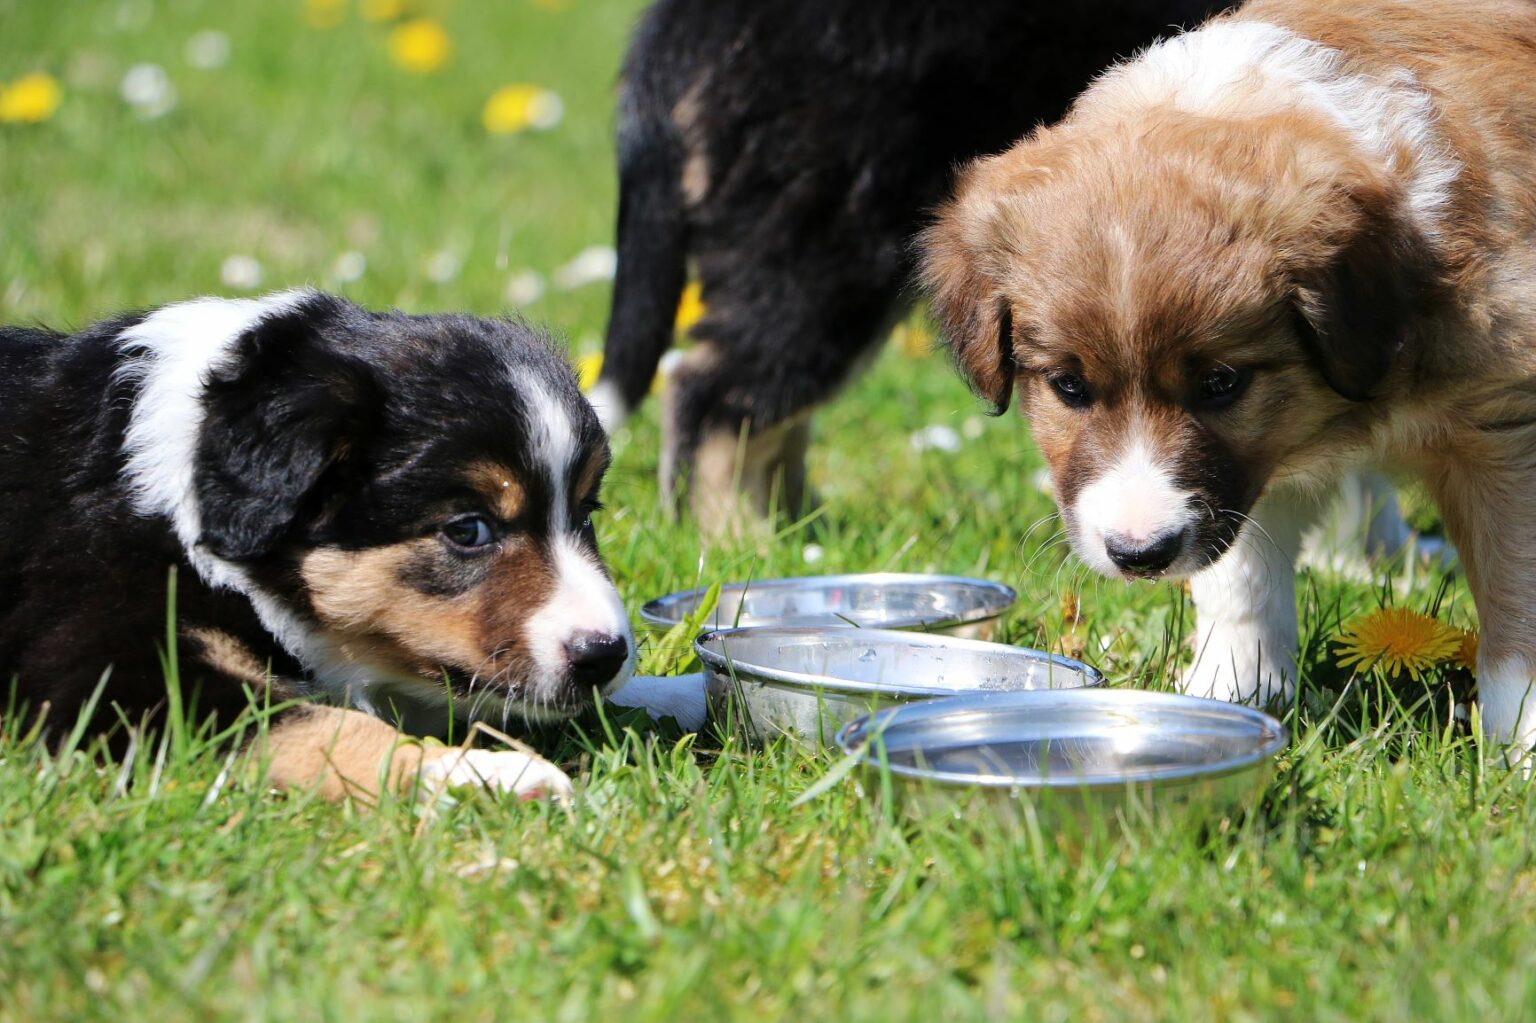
[920,185,1017,415]
[194,301,381,561]
[1291,185,1438,403]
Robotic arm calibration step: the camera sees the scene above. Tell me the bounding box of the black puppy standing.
[0,290,634,800]
[591,0,1230,533]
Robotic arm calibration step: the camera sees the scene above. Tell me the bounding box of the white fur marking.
[117,290,316,580]
[1071,433,1194,576]
[1091,20,1460,233]
[114,291,353,673]
[1478,655,1536,761]
[519,381,579,521]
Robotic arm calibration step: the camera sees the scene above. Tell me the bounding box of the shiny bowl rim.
[693,625,1105,699]
[834,689,1289,790]
[640,572,1018,629]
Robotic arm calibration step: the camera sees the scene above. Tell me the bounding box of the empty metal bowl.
[642,573,1016,639]
[836,689,1288,824]
[695,626,1102,747]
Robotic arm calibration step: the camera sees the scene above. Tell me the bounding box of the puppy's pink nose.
[1105,528,1184,576]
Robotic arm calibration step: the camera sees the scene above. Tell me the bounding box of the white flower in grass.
[553,245,617,290]
[330,250,367,283]
[220,254,262,290]
[424,249,460,284]
[120,63,176,118]
[962,415,985,440]
[802,543,825,565]
[504,269,545,306]
[909,424,961,454]
[483,84,564,134]
[185,30,231,70]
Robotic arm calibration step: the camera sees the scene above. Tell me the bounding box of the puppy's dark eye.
[1197,366,1253,408]
[578,498,604,531]
[441,515,496,550]
[1049,373,1091,409]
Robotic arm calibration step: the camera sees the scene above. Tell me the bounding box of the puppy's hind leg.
[1185,486,1321,706]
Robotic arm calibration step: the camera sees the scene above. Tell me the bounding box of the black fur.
[0,293,606,743]
[599,0,1232,505]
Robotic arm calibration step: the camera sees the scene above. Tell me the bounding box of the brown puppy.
[923,0,1536,755]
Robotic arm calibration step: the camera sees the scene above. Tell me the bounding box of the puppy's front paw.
[416,748,574,803]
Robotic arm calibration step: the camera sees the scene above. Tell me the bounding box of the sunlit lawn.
[2,2,1533,1019]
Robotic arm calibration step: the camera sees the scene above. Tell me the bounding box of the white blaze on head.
[525,537,636,698]
[1070,433,1196,577]
[516,371,635,701]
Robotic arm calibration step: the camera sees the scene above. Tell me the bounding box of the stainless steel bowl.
[642,573,1016,639]
[836,689,1287,825]
[695,626,1102,747]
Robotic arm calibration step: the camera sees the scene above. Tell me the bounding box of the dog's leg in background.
[1299,471,1414,577]
[1429,458,1536,764]
[1185,486,1321,705]
[263,705,573,802]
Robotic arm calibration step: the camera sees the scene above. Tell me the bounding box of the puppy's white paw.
[416,748,574,803]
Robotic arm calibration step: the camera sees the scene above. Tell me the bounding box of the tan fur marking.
[262,705,431,800]
[303,544,485,674]
[474,545,554,672]
[673,75,711,206]
[466,461,526,521]
[573,448,609,503]
[182,627,279,696]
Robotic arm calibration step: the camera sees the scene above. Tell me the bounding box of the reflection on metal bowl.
[643,573,1016,640]
[695,626,1102,748]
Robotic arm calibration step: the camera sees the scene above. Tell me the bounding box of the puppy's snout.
[1104,528,1185,577]
[565,631,630,690]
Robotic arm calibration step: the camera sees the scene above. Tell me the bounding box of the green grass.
[2,2,1534,1019]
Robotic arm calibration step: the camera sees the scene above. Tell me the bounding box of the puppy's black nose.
[565,632,629,689]
[1105,528,1184,576]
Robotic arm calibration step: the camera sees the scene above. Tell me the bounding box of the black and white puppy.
[0,290,634,800]
[591,0,1230,534]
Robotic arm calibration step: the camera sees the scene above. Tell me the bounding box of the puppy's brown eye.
[1049,373,1091,409]
[441,515,496,551]
[1197,366,1252,408]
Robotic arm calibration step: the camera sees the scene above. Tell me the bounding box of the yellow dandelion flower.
[389,18,451,74]
[304,0,347,30]
[1454,628,1479,674]
[576,353,603,392]
[482,83,563,134]
[1334,607,1461,681]
[675,281,705,332]
[891,321,934,358]
[361,0,406,22]
[0,72,62,124]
